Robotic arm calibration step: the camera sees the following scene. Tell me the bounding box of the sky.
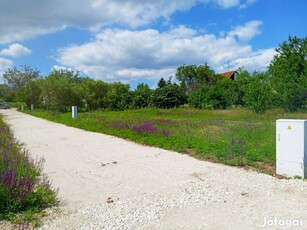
[0,0,306,88]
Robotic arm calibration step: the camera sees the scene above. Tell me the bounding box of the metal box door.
[276,120,306,177]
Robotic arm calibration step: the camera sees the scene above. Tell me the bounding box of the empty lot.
[1,109,306,230]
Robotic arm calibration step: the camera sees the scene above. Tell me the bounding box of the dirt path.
[1,109,306,230]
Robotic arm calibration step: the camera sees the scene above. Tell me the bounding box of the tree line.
[0,36,306,113]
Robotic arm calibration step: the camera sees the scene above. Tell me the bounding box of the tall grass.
[0,115,58,226]
[25,108,307,174]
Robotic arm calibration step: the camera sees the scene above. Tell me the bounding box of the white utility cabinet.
[276,119,307,178]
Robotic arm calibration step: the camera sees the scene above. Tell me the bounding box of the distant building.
[220,71,237,80]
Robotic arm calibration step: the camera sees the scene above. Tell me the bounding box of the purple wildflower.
[132,122,159,134]
[131,122,172,137]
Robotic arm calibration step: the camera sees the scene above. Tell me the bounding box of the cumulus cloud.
[0,58,14,83]
[228,20,262,42]
[0,0,257,44]
[0,43,32,57]
[217,48,276,72]
[55,23,273,82]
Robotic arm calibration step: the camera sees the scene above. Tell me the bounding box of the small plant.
[110,122,130,130]
[0,116,58,226]
[132,122,159,135]
[131,122,172,137]
[293,175,303,180]
[227,138,247,166]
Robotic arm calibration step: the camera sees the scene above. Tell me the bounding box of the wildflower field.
[25,108,307,174]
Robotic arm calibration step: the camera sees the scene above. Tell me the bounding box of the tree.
[3,65,39,89]
[3,65,40,102]
[106,82,132,110]
[23,80,42,108]
[152,83,186,108]
[157,78,167,89]
[83,79,109,110]
[188,78,237,109]
[41,69,85,112]
[176,64,217,93]
[269,36,307,112]
[233,68,252,107]
[243,72,274,114]
[132,83,153,109]
[0,84,15,102]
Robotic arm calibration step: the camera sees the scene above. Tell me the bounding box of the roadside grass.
[24,108,307,174]
[0,115,58,227]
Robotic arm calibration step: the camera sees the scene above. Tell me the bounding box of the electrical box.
[276,119,307,178]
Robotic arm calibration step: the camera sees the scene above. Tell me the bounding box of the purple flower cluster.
[161,130,172,137]
[0,118,57,216]
[1,172,35,200]
[0,149,37,200]
[132,122,172,137]
[132,122,159,134]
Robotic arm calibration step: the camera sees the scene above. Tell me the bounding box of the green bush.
[188,78,236,109]
[243,72,274,114]
[152,83,186,108]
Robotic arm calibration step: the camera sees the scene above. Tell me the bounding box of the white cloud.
[213,0,240,8]
[224,48,276,72]
[55,24,272,82]
[200,0,257,8]
[0,0,257,44]
[52,65,74,72]
[216,49,276,74]
[239,0,257,9]
[228,20,262,41]
[0,58,14,83]
[0,43,32,57]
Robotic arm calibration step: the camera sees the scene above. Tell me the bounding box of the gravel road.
[0,109,306,230]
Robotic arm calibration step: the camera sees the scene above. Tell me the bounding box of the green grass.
[24,108,307,174]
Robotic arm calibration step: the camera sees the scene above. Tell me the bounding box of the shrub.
[243,72,274,114]
[188,78,237,109]
[152,83,186,109]
[0,116,58,223]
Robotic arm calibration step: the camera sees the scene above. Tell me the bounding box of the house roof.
[220,71,237,78]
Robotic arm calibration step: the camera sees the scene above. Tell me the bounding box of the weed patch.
[0,115,58,226]
[24,108,307,173]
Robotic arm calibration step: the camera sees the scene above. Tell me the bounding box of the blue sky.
[0,0,306,88]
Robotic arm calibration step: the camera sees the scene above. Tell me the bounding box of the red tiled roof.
[220,71,236,78]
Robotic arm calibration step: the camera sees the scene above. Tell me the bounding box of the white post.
[21,106,24,111]
[31,104,34,110]
[72,106,77,119]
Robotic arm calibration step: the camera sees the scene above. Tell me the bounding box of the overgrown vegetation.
[1,36,306,114]
[25,107,307,174]
[0,116,58,226]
